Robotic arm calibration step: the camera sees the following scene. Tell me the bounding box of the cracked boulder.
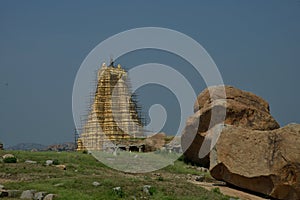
[182,85,279,166]
[210,124,300,200]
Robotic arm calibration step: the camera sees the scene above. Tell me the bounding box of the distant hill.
[6,143,47,151]
[6,142,76,151]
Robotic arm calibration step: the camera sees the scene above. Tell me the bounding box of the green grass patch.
[0,150,233,200]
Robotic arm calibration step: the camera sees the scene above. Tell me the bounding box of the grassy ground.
[0,150,235,200]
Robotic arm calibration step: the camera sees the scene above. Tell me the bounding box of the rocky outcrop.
[193,85,279,131]
[210,124,300,200]
[144,133,166,152]
[181,85,300,199]
[182,85,280,166]
[46,142,75,152]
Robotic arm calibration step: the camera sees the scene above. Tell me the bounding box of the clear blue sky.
[0,0,299,146]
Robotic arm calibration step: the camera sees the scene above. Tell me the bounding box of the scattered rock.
[210,124,300,200]
[45,160,53,165]
[92,181,101,187]
[34,191,46,200]
[186,174,193,180]
[152,173,161,177]
[143,185,151,195]
[25,160,37,164]
[2,154,15,159]
[195,175,205,182]
[44,194,56,200]
[20,190,35,199]
[0,185,4,190]
[196,167,208,173]
[113,187,121,192]
[55,164,66,170]
[54,183,64,187]
[186,165,209,173]
[7,190,21,198]
[182,85,280,166]
[46,142,75,151]
[0,190,8,198]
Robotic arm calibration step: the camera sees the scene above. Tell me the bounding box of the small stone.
[196,167,209,172]
[25,160,37,164]
[44,194,56,200]
[195,175,205,182]
[92,181,101,187]
[113,187,121,192]
[20,190,35,199]
[143,185,151,195]
[0,184,4,189]
[2,154,15,159]
[55,164,66,170]
[186,174,193,180]
[7,190,21,198]
[0,190,8,198]
[34,191,46,200]
[45,160,53,165]
[54,183,64,187]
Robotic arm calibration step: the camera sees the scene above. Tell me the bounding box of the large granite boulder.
[210,124,300,200]
[182,85,280,166]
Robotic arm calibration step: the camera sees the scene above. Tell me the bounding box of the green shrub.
[82,150,88,154]
[113,187,124,198]
[211,187,221,195]
[3,157,17,163]
[148,187,156,196]
[52,159,59,165]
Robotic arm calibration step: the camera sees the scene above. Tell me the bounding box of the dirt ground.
[190,181,269,200]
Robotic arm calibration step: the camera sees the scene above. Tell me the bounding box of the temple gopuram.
[77,61,145,151]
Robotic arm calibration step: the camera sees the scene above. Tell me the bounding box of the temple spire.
[109,57,114,67]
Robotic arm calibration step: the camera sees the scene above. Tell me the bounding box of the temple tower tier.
[77,61,145,151]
